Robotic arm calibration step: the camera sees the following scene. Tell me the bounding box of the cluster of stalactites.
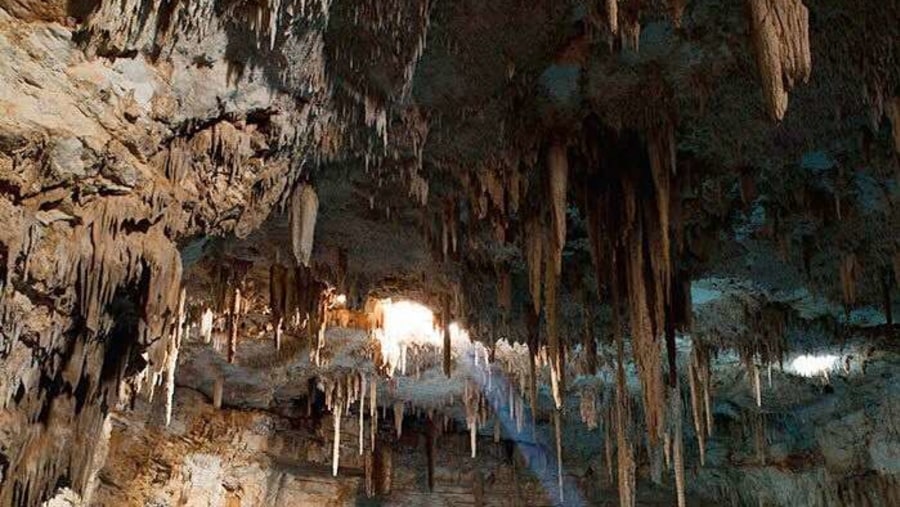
[71,198,186,405]
[621,122,684,446]
[321,371,372,477]
[576,117,694,505]
[83,0,216,55]
[587,0,684,50]
[520,140,569,410]
[269,262,329,361]
[463,379,490,458]
[224,0,331,51]
[687,343,714,466]
[0,189,194,505]
[748,0,812,121]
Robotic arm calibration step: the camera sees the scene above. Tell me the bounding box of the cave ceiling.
[0,0,899,505]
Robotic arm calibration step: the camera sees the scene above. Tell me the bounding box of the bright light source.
[382,300,437,343]
[789,354,839,377]
[375,299,471,376]
[334,294,347,306]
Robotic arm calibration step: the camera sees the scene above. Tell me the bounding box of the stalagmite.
[748,0,812,120]
[290,184,319,267]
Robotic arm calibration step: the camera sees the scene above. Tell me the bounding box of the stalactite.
[290,184,319,267]
[548,141,568,270]
[525,216,544,316]
[614,300,636,507]
[620,0,641,51]
[668,0,686,27]
[466,382,479,458]
[649,435,663,486]
[604,406,614,483]
[753,362,762,407]
[164,288,186,426]
[359,375,366,455]
[545,141,568,410]
[213,375,224,409]
[227,287,241,364]
[583,299,598,375]
[888,98,900,154]
[370,377,378,450]
[526,307,539,416]
[544,236,563,409]
[671,386,686,507]
[688,349,707,465]
[663,428,672,470]
[748,0,812,120]
[554,409,565,504]
[394,401,404,438]
[442,296,452,377]
[840,253,860,307]
[624,223,666,444]
[200,308,214,343]
[333,395,343,476]
[580,386,599,430]
[606,0,618,36]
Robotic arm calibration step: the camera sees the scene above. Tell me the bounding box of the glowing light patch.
[382,300,438,343]
[789,354,839,377]
[375,299,470,376]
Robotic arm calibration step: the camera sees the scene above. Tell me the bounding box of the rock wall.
[0,3,331,502]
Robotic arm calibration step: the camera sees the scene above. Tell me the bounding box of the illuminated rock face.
[1,0,899,506]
